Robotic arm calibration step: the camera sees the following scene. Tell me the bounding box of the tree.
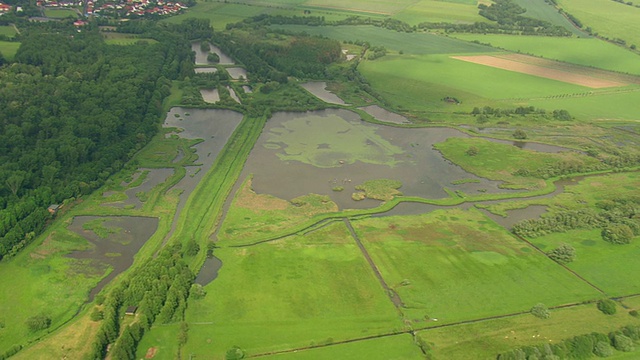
[184,239,200,257]
[547,244,576,264]
[601,224,633,244]
[531,303,549,319]
[597,299,617,315]
[207,52,220,63]
[466,146,479,156]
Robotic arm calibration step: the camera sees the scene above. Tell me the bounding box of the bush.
[225,346,245,360]
[594,341,614,357]
[513,129,527,139]
[90,308,104,321]
[531,303,550,319]
[466,146,479,156]
[601,224,634,244]
[597,299,617,315]
[190,284,206,300]
[25,315,51,332]
[629,310,639,318]
[612,334,634,352]
[547,244,576,264]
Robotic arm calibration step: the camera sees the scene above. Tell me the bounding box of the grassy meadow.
[512,0,585,37]
[43,8,78,18]
[352,208,600,324]
[393,0,488,25]
[0,41,20,60]
[182,222,402,357]
[0,25,17,38]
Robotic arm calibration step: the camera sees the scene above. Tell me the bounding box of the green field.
[0,26,17,38]
[512,0,586,37]
[452,34,640,75]
[0,41,20,60]
[353,208,600,323]
[43,8,78,18]
[420,303,640,359]
[273,25,493,55]
[393,0,487,25]
[182,222,402,357]
[558,0,640,48]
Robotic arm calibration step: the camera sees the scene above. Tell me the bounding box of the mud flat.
[227,86,241,103]
[238,109,514,210]
[300,81,346,105]
[360,105,410,124]
[67,216,159,299]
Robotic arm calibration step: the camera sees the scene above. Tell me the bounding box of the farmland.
[2,0,640,359]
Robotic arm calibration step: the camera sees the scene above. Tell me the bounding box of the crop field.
[451,55,627,88]
[451,34,640,75]
[352,208,600,323]
[273,25,493,55]
[182,222,402,357]
[558,0,640,48]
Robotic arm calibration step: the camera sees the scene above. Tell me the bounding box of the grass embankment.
[420,302,640,359]
[434,137,603,190]
[352,208,600,324]
[180,222,402,358]
[558,0,640,49]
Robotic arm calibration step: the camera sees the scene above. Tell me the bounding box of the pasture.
[352,208,600,323]
[419,302,640,359]
[558,0,640,49]
[182,222,402,357]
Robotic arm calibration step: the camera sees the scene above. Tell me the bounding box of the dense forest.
[0,20,197,260]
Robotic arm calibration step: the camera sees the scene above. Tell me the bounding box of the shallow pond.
[360,105,410,124]
[103,168,173,209]
[192,42,235,66]
[195,255,223,286]
[163,108,244,239]
[238,109,515,210]
[226,67,247,80]
[200,88,220,103]
[67,216,159,300]
[300,82,346,105]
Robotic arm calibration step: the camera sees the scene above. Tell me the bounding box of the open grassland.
[0,41,20,60]
[182,222,402,357]
[512,0,585,36]
[257,334,425,359]
[218,177,338,244]
[352,208,600,324]
[558,0,640,48]
[394,0,487,25]
[420,303,640,359]
[452,35,640,76]
[272,25,493,55]
[135,323,181,360]
[43,8,78,18]
[303,0,417,15]
[434,137,602,190]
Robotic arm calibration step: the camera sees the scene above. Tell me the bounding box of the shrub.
[597,299,617,315]
[531,303,550,319]
[629,310,639,318]
[547,244,576,264]
[513,129,527,139]
[90,308,104,321]
[226,346,245,360]
[190,284,206,299]
[594,341,614,357]
[601,224,633,244]
[25,315,51,332]
[612,334,634,352]
[466,146,479,156]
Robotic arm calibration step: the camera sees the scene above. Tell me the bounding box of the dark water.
[195,255,223,286]
[241,109,517,210]
[67,216,159,300]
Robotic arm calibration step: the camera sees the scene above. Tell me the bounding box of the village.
[0,0,187,18]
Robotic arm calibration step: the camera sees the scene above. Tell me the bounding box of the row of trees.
[471,106,572,121]
[0,20,196,260]
[88,243,194,360]
[497,324,640,359]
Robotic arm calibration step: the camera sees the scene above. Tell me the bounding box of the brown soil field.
[451,55,628,88]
